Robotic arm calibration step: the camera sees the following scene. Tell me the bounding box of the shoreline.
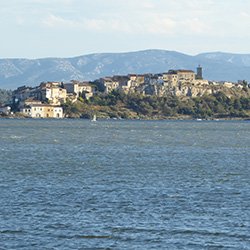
[1,114,249,121]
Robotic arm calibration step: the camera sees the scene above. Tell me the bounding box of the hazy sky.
[1,0,250,58]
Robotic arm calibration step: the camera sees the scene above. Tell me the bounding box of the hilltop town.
[1,66,250,119]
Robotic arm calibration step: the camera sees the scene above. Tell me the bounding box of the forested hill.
[1,50,250,89]
[63,90,250,120]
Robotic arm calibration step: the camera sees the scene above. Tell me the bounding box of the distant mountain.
[1,49,250,89]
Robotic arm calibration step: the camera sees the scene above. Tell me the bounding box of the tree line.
[63,90,250,119]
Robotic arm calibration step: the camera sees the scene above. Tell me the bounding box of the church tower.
[196,65,203,80]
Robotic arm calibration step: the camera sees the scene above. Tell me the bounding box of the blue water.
[0,119,249,249]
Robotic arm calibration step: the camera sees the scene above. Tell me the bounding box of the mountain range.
[1,49,250,89]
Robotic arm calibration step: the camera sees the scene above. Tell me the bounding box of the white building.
[21,104,64,118]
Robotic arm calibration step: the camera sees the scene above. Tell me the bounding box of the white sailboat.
[91,114,97,122]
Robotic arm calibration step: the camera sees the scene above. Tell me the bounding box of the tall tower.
[196,65,203,80]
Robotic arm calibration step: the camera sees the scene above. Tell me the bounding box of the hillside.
[61,90,250,120]
[1,50,250,89]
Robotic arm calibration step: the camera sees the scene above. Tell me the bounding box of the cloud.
[16,16,25,26]
[240,11,250,19]
[182,18,210,34]
[27,0,73,5]
[39,0,244,38]
[42,15,130,32]
[84,18,132,33]
[42,14,176,35]
[141,1,155,9]
[42,14,79,28]
[147,17,176,35]
[42,13,210,37]
[1,0,217,36]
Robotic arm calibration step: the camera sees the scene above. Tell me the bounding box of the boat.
[91,114,97,122]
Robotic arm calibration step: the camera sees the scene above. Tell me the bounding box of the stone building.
[163,70,196,86]
[39,82,67,105]
[99,77,120,94]
[64,81,95,99]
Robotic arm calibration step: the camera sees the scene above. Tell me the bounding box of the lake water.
[0,119,249,249]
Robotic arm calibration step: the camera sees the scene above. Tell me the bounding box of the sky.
[1,0,250,59]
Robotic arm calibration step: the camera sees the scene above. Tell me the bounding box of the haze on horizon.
[1,0,250,59]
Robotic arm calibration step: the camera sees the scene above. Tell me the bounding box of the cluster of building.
[8,66,245,118]
[97,66,204,95]
[12,81,95,118]
[95,66,244,97]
